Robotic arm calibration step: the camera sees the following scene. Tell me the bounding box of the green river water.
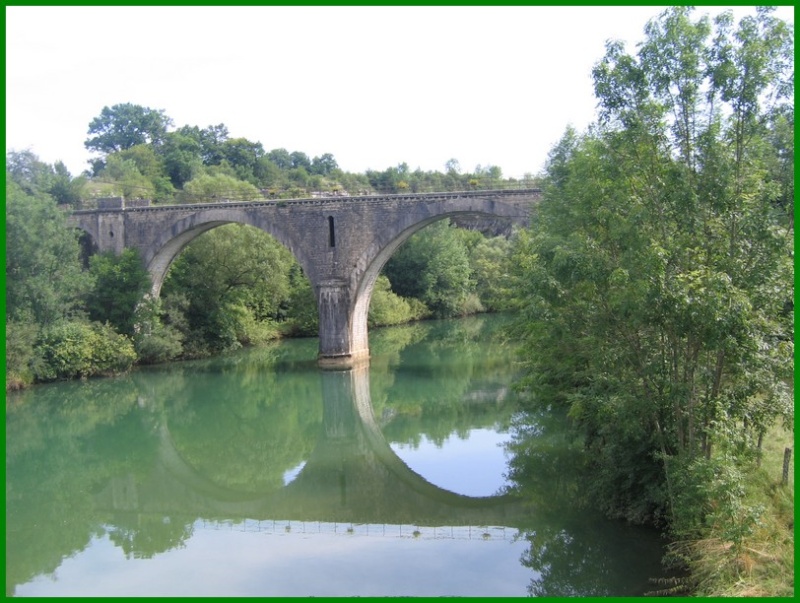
[6,315,668,596]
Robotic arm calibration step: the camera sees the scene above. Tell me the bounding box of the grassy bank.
[659,424,794,597]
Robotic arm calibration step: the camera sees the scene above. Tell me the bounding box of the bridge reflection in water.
[95,364,527,534]
[198,519,515,542]
[9,317,670,597]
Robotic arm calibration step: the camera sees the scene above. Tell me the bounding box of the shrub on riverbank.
[34,320,137,381]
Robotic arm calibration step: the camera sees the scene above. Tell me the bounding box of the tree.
[6,151,86,206]
[267,148,292,170]
[511,6,793,527]
[85,249,152,337]
[5,177,91,326]
[220,137,265,183]
[289,151,311,171]
[94,154,157,200]
[173,123,230,165]
[469,234,515,311]
[85,103,173,155]
[310,153,338,176]
[159,131,203,188]
[47,161,87,207]
[178,172,261,203]
[7,150,57,194]
[6,175,96,388]
[161,224,298,354]
[383,219,473,318]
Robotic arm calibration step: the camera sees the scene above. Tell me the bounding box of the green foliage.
[178,171,261,202]
[469,234,516,311]
[86,249,151,336]
[34,320,136,381]
[383,219,474,318]
[131,295,186,364]
[93,154,157,200]
[6,151,86,206]
[85,103,173,154]
[5,176,92,326]
[162,224,300,354]
[115,144,176,201]
[368,274,430,327]
[159,131,203,188]
[5,320,39,390]
[281,274,319,337]
[511,6,793,531]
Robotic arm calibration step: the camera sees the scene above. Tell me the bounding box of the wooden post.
[782,447,792,486]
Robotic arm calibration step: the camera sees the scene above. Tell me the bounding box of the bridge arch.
[142,208,312,298]
[348,199,527,362]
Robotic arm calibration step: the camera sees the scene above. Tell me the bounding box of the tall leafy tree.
[159,131,204,188]
[310,153,338,176]
[85,103,173,155]
[220,137,265,184]
[512,6,793,527]
[5,177,91,325]
[6,151,86,206]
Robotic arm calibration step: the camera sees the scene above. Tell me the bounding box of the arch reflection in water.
[143,364,524,526]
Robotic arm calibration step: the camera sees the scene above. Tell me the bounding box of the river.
[6,314,668,597]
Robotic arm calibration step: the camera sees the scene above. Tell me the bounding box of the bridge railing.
[197,518,518,541]
[71,187,542,214]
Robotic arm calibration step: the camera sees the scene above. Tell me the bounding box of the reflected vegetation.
[505,406,667,596]
[6,315,666,597]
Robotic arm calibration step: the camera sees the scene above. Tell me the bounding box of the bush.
[132,295,185,364]
[135,330,184,365]
[282,279,319,336]
[231,304,281,346]
[34,320,136,381]
[5,320,39,390]
[368,275,430,327]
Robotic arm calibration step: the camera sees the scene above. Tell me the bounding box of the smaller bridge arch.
[141,207,313,298]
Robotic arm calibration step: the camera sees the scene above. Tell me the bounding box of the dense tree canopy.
[5,177,91,326]
[511,6,793,530]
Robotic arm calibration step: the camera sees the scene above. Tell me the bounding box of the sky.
[5,5,795,180]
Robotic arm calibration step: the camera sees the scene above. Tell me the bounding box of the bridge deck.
[70,188,541,214]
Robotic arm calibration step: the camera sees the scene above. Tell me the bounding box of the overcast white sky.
[5,5,794,180]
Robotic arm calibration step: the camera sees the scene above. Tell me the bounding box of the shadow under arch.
[154,363,525,526]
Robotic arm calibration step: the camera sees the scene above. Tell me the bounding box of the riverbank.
[656,423,794,597]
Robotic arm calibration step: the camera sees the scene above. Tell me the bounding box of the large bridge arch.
[347,199,529,363]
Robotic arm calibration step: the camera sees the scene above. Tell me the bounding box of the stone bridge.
[67,189,539,366]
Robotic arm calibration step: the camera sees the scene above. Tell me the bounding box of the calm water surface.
[6,315,667,597]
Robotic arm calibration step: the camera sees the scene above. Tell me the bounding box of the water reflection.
[6,316,666,597]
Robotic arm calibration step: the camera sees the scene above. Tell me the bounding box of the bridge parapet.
[69,188,540,215]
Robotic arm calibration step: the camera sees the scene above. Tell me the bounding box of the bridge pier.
[316,280,369,368]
